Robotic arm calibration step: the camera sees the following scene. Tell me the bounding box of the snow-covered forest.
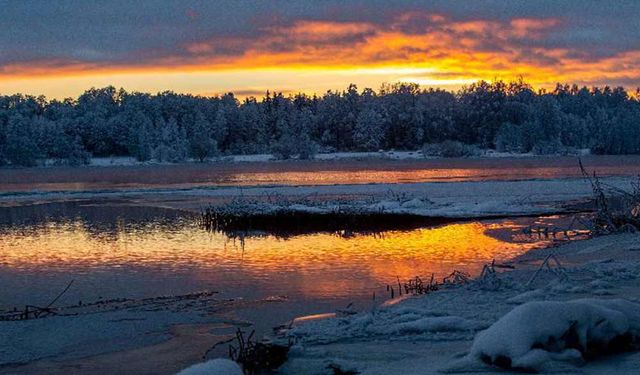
[1,80,640,166]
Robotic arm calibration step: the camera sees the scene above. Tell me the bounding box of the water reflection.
[1,156,640,193]
[0,203,562,309]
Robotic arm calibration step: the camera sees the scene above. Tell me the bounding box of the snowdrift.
[469,299,640,372]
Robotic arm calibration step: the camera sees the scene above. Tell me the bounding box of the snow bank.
[469,299,640,371]
[174,358,243,375]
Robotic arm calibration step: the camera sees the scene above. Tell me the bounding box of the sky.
[1,0,640,99]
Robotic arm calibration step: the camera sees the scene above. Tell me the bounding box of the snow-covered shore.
[195,177,600,219]
[1,177,635,220]
[279,233,640,374]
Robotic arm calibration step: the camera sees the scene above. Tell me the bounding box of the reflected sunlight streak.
[0,220,547,299]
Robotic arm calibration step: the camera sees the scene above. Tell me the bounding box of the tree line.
[0,80,639,166]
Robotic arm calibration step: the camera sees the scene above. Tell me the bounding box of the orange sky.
[2,3,640,99]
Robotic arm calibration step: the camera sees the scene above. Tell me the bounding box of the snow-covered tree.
[4,114,41,166]
[189,112,216,162]
[152,117,188,162]
[134,120,154,162]
[354,107,386,151]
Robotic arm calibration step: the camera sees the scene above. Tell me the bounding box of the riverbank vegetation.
[1,80,640,166]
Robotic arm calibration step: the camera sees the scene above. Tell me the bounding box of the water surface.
[1,155,639,193]
[0,202,574,315]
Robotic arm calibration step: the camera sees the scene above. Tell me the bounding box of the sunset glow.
[2,2,640,98]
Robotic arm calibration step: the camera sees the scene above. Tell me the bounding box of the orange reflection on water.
[230,168,564,185]
[0,219,545,300]
[2,156,640,193]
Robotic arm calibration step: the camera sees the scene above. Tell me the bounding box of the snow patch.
[370,316,479,335]
[506,289,546,304]
[174,358,243,375]
[400,198,434,209]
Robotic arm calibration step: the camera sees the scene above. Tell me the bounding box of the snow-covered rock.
[175,358,243,375]
[468,299,640,371]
